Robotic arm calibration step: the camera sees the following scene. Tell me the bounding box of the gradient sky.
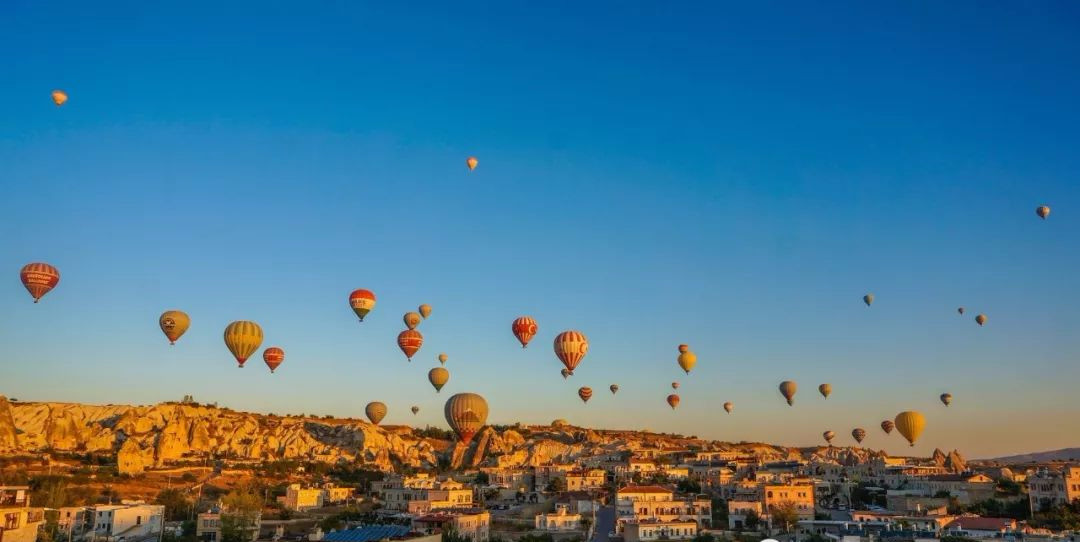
[2,1,1079,459]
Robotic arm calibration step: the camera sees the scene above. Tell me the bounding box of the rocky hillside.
[0,395,961,475]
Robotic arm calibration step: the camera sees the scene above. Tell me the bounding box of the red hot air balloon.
[512,316,538,348]
[667,394,681,410]
[554,331,588,374]
[20,263,60,303]
[263,347,285,373]
[348,289,376,322]
[397,329,423,361]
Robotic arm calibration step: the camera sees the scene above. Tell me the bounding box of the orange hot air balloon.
[404,312,422,330]
[418,304,432,319]
[554,331,588,374]
[444,392,488,443]
[578,387,593,403]
[365,402,387,425]
[466,156,478,171]
[1036,205,1050,219]
[671,382,680,390]
[20,262,60,303]
[429,367,450,392]
[778,380,797,406]
[159,310,190,345]
[678,344,689,354]
[975,314,987,326]
[818,384,832,399]
[397,330,423,360]
[349,289,376,322]
[666,394,680,410]
[723,401,733,413]
[881,420,895,434]
[512,316,538,348]
[263,347,285,373]
[51,90,68,106]
[560,368,571,380]
[438,353,448,365]
[224,321,263,368]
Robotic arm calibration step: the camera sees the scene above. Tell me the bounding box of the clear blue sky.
[1,1,1078,458]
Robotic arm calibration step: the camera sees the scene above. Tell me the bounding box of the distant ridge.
[988,447,1080,463]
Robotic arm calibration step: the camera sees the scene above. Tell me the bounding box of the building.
[614,485,711,533]
[88,503,164,542]
[405,481,474,514]
[763,482,815,524]
[285,484,325,511]
[411,510,490,542]
[324,486,353,505]
[727,500,763,530]
[56,506,93,539]
[0,486,45,542]
[566,469,606,491]
[534,504,582,532]
[913,474,995,505]
[195,507,261,542]
[622,519,698,542]
[1028,466,1080,513]
[534,464,575,492]
[943,517,1018,538]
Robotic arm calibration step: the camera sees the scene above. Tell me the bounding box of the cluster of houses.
[0,486,165,542]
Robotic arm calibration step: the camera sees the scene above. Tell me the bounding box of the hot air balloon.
[438,353,448,365]
[818,384,832,399]
[403,312,422,330]
[894,411,925,446]
[578,387,593,403]
[881,420,895,434]
[958,307,965,315]
[723,402,734,413]
[20,263,60,303]
[677,350,697,374]
[444,392,488,443]
[419,304,432,319]
[1037,205,1051,219]
[466,157,478,171]
[224,321,263,368]
[51,90,68,106]
[263,347,285,373]
[778,381,797,406]
[512,316,538,348]
[852,428,867,444]
[560,368,571,380]
[554,331,588,374]
[411,406,419,415]
[940,393,952,407]
[397,329,423,361]
[159,310,190,345]
[975,314,987,326]
[823,431,835,445]
[365,402,387,425]
[667,394,680,410]
[349,289,376,322]
[610,384,619,394]
[863,294,874,307]
[671,382,680,390]
[429,367,450,392]
[678,344,689,353]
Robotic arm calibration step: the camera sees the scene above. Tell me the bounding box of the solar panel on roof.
[322,525,410,542]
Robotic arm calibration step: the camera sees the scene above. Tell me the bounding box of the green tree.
[155,488,192,522]
[677,479,702,494]
[29,476,70,509]
[744,509,760,531]
[474,471,490,485]
[691,533,716,542]
[220,488,262,542]
[545,477,567,493]
[769,501,799,533]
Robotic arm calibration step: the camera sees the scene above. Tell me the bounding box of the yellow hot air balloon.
[677,350,697,374]
[438,353,448,365]
[51,90,68,106]
[894,411,925,446]
[723,402,733,413]
[365,402,387,425]
[975,314,987,326]
[159,310,191,345]
[1037,205,1050,219]
[224,321,263,368]
[940,393,952,407]
[444,392,488,443]
[429,367,450,392]
[466,157,478,171]
[778,381,797,406]
[419,304,432,319]
[863,294,874,307]
[818,383,832,399]
[823,430,835,445]
[404,312,422,330]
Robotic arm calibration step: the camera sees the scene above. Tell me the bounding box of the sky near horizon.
[1,1,1078,459]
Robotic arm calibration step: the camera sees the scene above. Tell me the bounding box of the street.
[592,506,615,542]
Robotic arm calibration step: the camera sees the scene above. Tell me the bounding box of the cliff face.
[0,396,19,450]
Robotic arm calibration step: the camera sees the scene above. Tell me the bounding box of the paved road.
[592,506,615,542]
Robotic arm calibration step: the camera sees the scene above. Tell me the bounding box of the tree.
[691,533,715,542]
[769,501,799,533]
[545,477,567,493]
[744,509,760,531]
[474,471,490,485]
[155,489,192,522]
[220,488,262,542]
[677,479,702,495]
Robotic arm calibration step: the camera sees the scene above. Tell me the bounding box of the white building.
[534,505,582,532]
[88,503,164,542]
[622,519,698,542]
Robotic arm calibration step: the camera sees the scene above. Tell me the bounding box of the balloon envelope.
[677,351,697,374]
[578,387,593,403]
[667,394,680,410]
[1037,205,1050,219]
[554,331,588,373]
[852,428,867,444]
[671,382,680,390]
[823,431,835,444]
[224,321,263,368]
[263,347,285,373]
[411,406,419,415]
[975,314,987,326]
[20,262,60,303]
[863,294,874,306]
[940,393,952,406]
[444,392,488,443]
[610,384,619,394]
[365,402,387,425]
[818,384,832,399]
[723,402,733,413]
[881,420,895,434]
[397,330,423,360]
[429,367,450,392]
[438,353,448,365]
[560,368,570,380]
[404,312,422,330]
[159,310,190,345]
[349,289,376,322]
[51,90,68,106]
[512,316,538,348]
[418,304,432,319]
[894,411,926,446]
[779,381,797,406]
[466,157,478,171]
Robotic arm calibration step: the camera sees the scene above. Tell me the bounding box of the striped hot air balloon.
[263,347,285,373]
[512,316,538,348]
[823,431,836,445]
[578,387,593,403]
[881,420,895,434]
[554,331,588,374]
[398,329,423,361]
[224,321,263,368]
[445,392,488,443]
[20,262,60,303]
[852,428,867,444]
[667,394,681,410]
[348,289,376,322]
[365,402,387,425]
